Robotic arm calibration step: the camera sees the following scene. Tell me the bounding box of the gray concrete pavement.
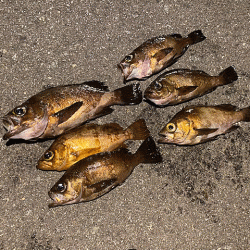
[0,0,249,249]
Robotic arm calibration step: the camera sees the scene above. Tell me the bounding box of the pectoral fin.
[194,128,218,136]
[87,178,117,193]
[153,48,173,61]
[53,102,83,125]
[177,86,198,96]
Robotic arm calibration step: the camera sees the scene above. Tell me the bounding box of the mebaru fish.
[2,82,142,140]
[48,136,162,207]
[159,105,250,145]
[118,30,206,81]
[37,119,150,171]
[144,66,238,106]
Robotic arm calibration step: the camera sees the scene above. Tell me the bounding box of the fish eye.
[44,151,54,161]
[13,106,26,116]
[166,123,176,133]
[57,183,66,192]
[124,54,133,62]
[154,81,163,90]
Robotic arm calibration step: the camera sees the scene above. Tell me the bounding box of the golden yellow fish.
[37,119,150,171]
[159,105,250,145]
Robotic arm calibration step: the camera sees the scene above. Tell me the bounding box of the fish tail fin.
[134,136,162,165]
[187,30,206,44]
[219,66,238,85]
[126,119,150,140]
[241,107,250,122]
[112,83,142,105]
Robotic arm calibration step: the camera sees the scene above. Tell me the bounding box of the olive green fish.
[144,66,238,106]
[48,136,162,207]
[118,30,206,81]
[37,119,150,171]
[159,104,250,145]
[2,82,142,140]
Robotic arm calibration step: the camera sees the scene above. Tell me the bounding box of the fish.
[37,119,150,171]
[48,136,162,207]
[2,82,142,140]
[144,66,238,106]
[158,104,250,145]
[118,30,206,81]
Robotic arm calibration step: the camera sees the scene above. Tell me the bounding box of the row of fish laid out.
[2,65,239,142]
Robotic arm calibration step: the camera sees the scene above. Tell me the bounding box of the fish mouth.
[158,133,170,143]
[36,160,53,171]
[48,186,83,208]
[117,63,132,81]
[2,117,21,140]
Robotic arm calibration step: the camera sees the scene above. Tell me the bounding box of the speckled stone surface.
[0,1,249,249]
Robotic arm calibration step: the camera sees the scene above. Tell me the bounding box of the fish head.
[118,52,152,81]
[2,100,48,140]
[158,117,191,144]
[37,142,69,171]
[48,176,83,208]
[144,77,175,106]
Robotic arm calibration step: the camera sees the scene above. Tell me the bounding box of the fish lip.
[117,62,131,81]
[158,134,168,143]
[2,117,18,140]
[36,160,53,170]
[48,185,83,208]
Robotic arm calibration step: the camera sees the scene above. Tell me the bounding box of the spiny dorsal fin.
[215,104,238,112]
[53,102,83,125]
[83,81,109,91]
[169,33,182,39]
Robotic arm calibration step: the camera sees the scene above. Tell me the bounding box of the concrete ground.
[0,0,249,249]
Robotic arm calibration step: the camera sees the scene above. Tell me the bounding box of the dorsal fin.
[83,81,109,91]
[169,33,182,39]
[215,104,238,112]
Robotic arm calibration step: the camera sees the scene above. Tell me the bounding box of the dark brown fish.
[48,136,162,207]
[144,66,238,106]
[159,105,250,145]
[2,82,142,140]
[37,119,150,171]
[118,30,206,81]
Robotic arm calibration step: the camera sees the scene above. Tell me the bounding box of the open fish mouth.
[2,117,14,132]
[2,117,20,140]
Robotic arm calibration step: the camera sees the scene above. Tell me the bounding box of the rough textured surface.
[0,1,249,249]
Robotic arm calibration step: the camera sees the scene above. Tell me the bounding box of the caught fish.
[48,136,162,207]
[118,30,206,81]
[2,82,142,140]
[144,66,238,106]
[37,119,150,171]
[159,105,250,145]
